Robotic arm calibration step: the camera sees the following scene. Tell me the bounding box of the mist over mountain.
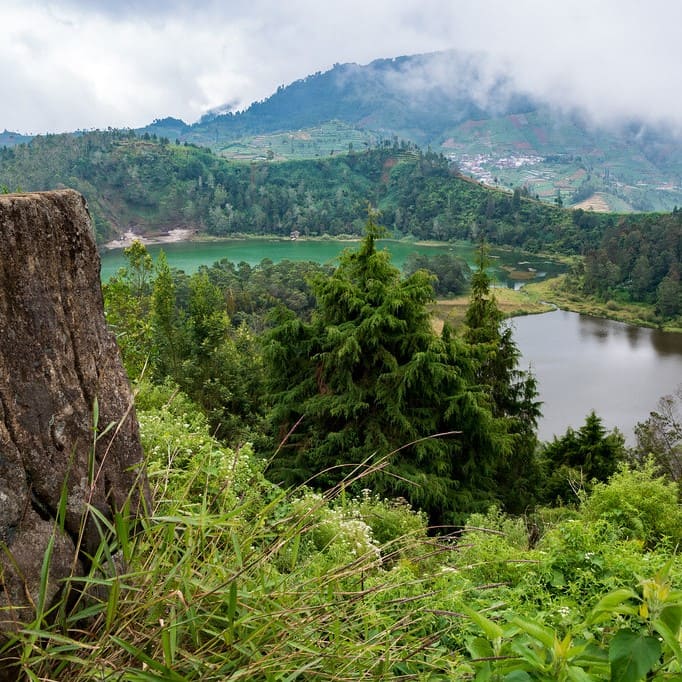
[3,49,681,211]
[144,51,536,143]
[140,50,682,212]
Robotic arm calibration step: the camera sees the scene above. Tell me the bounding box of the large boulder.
[0,189,149,630]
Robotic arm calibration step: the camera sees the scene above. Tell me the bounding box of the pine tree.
[538,411,626,504]
[265,213,511,523]
[463,245,542,512]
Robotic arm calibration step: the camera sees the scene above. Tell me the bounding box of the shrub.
[580,459,682,547]
[451,506,538,585]
[136,380,273,516]
[353,490,429,563]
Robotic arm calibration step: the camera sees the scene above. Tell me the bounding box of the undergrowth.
[2,383,680,680]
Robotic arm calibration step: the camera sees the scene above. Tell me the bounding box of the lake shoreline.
[523,276,682,334]
[99,231,478,253]
[99,233,679,332]
[102,228,197,250]
[101,231,368,251]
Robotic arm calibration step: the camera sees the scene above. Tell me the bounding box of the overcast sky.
[2,0,681,134]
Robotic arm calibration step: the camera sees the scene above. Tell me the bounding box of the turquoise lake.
[99,237,564,286]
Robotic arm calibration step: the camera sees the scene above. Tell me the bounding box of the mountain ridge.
[3,50,682,211]
[138,50,682,212]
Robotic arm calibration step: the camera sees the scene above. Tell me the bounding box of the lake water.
[99,238,564,286]
[512,310,682,443]
[100,238,682,444]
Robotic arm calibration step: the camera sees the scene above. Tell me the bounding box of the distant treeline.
[568,209,682,318]
[0,130,680,318]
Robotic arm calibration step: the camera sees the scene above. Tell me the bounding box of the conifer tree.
[265,212,512,523]
[463,246,542,512]
[538,411,626,504]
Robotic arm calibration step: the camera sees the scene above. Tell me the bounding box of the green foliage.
[566,210,682,322]
[455,506,537,586]
[459,507,682,680]
[102,241,155,379]
[265,214,524,524]
[150,250,185,378]
[634,384,682,483]
[609,629,662,682]
[403,251,470,297]
[580,459,682,546]
[0,131,580,247]
[137,381,271,515]
[538,411,627,505]
[4,127,682,317]
[352,489,428,551]
[104,243,270,445]
[3,378,680,681]
[287,491,383,572]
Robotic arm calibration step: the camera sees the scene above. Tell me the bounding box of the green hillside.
[136,51,682,211]
[0,130,579,249]
[2,129,680,323]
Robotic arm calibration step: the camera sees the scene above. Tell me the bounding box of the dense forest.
[2,129,682,321]
[565,210,682,319]
[0,129,579,246]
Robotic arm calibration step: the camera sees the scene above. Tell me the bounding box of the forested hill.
[2,130,680,319]
[136,50,682,212]
[0,129,583,247]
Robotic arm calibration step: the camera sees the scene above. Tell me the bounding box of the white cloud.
[1,0,681,133]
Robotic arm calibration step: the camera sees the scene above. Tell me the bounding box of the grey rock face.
[0,189,148,629]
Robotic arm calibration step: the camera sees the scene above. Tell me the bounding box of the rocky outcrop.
[0,190,149,630]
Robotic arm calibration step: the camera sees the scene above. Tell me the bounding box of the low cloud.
[1,0,680,133]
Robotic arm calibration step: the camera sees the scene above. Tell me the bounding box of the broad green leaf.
[464,606,504,642]
[587,589,639,625]
[609,629,661,682]
[566,665,598,682]
[510,639,546,669]
[511,616,555,649]
[652,617,682,663]
[659,604,682,636]
[590,589,638,614]
[466,636,495,660]
[504,671,532,681]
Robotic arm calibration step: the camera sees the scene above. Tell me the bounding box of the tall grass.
[2,388,680,680]
[0,393,466,680]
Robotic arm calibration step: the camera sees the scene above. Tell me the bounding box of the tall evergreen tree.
[265,213,512,523]
[463,246,542,513]
[538,411,626,505]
